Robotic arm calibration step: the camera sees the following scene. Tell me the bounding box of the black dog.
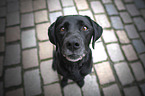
[48,15,103,88]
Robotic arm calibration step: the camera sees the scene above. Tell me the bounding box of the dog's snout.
[66,39,80,51]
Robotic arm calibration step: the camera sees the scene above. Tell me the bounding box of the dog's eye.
[60,27,65,32]
[82,26,88,31]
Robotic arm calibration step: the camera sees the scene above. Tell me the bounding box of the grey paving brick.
[6,26,20,42]
[79,10,94,20]
[131,62,145,81]
[61,0,74,7]
[124,86,141,96]
[34,10,48,23]
[91,42,107,63]
[40,60,59,84]
[105,4,118,15]
[95,14,111,28]
[126,4,140,16]
[125,24,139,39]
[44,83,62,96]
[21,29,37,49]
[47,0,61,12]
[0,18,5,33]
[36,23,50,41]
[103,84,121,96]
[20,0,33,13]
[0,36,5,52]
[114,62,134,85]
[123,0,133,3]
[21,13,34,28]
[0,82,3,96]
[95,62,115,85]
[0,7,6,17]
[63,6,78,15]
[114,0,126,10]
[24,69,42,96]
[7,0,18,3]
[5,67,21,88]
[49,12,62,23]
[133,17,145,31]
[120,12,132,24]
[0,0,5,6]
[102,29,118,43]
[140,83,145,95]
[6,88,24,96]
[7,12,20,26]
[107,43,124,62]
[102,0,112,3]
[64,84,81,96]
[7,1,19,13]
[4,44,20,66]
[140,9,145,19]
[91,1,105,14]
[139,54,145,67]
[141,32,145,42]
[0,56,3,77]
[134,0,145,9]
[110,16,123,29]
[74,0,89,10]
[116,30,130,44]
[33,0,46,11]
[22,48,39,69]
[132,39,145,54]
[122,45,138,61]
[82,75,101,96]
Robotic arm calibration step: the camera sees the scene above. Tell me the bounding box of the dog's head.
[48,15,103,62]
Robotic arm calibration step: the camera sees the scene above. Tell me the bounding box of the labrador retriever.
[48,15,103,88]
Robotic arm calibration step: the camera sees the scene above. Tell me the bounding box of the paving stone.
[74,0,89,10]
[114,0,126,10]
[105,4,118,15]
[0,36,5,52]
[63,6,78,15]
[34,10,48,23]
[61,0,74,7]
[79,10,94,20]
[126,4,140,16]
[91,42,108,63]
[114,62,134,85]
[102,0,112,3]
[47,0,61,12]
[122,45,138,61]
[103,84,121,96]
[90,1,105,14]
[49,12,62,23]
[0,0,5,6]
[24,69,42,96]
[33,0,46,11]
[134,0,145,9]
[131,62,145,81]
[95,14,111,28]
[110,16,123,29]
[132,39,145,54]
[7,1,19,13]
[95,62,115,85]
[133,17,145,31]
[40,60,59,84]
[140,83,145,95]
[4,44,20,66]
[44,83,62,96]
[123,0,133,3]
[20,0,33,13]
[64,84,81,96]
[21,29,36,49]
[39,41,53,60]
[0,7,6,17]
[0,18,5,33]
[116,30,130,44]
[6,88,24,96]
[124,86,141,96]
[5,67,21,88]
[36,23,50,41]
[0,56,3,77]
[141,32,145,42]
[120,12,132,24]
[0,82,3,96]
[7,0,18,3]
[22,48,39,69]
[21,13,34,28]
[140,9,145,19]
[102,29,118,43]
[6,26,20,42]
[125,24,139,39]
[139,54,145,67]
[107,43,124,62]
[82,75,101,96]
[7,12,20,26]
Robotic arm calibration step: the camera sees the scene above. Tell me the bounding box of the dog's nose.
[66,40,80,51]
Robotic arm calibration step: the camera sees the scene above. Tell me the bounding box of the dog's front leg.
[60,77,68,88]
[76,79,84,88]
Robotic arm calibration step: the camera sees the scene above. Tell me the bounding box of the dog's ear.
[85,16,103,49]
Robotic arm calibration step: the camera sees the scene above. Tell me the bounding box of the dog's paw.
[77,80,84,88]
[60,78,68,88]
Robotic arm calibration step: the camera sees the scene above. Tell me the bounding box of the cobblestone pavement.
[0,0,145,96]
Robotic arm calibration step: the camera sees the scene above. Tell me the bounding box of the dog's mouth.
[63,54,85,62]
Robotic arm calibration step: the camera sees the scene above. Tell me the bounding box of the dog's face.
[48,15,103,62]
